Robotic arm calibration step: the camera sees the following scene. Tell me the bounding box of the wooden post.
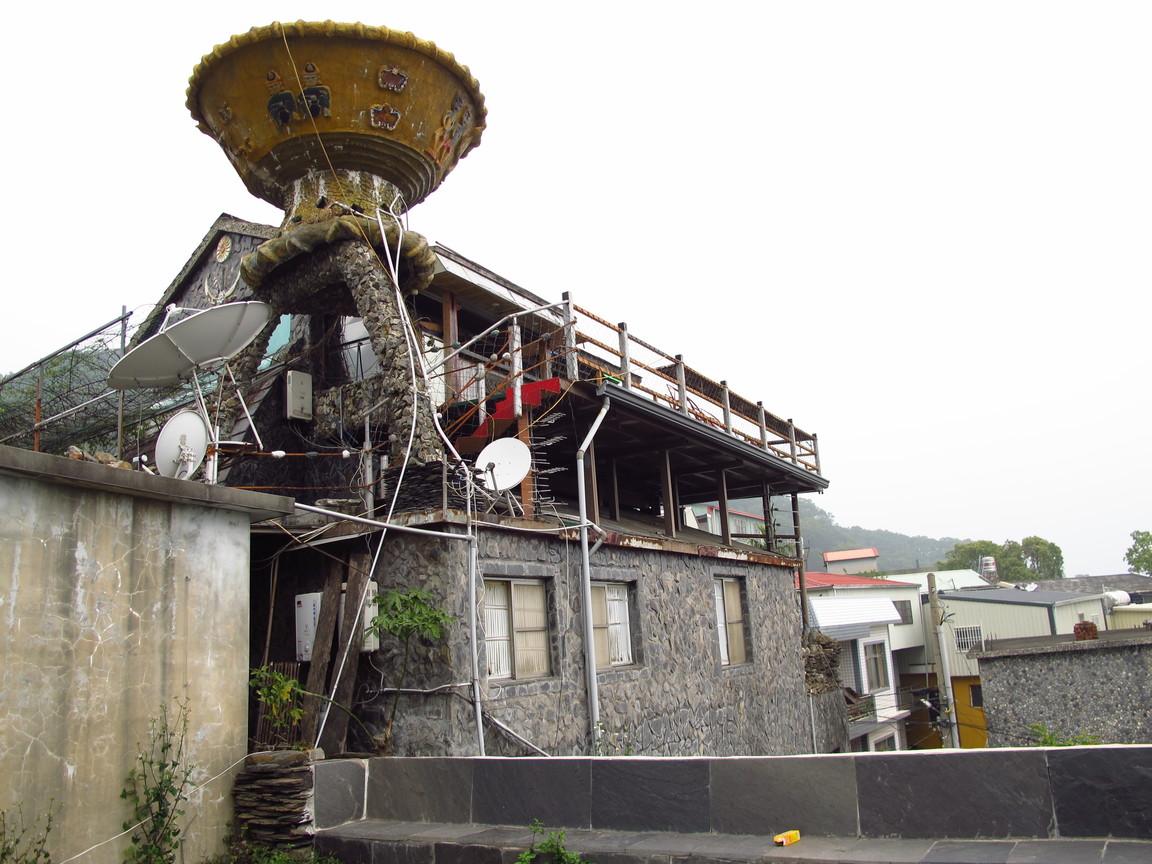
[318,552,372,755]
[300,557,346,745]
[717,470,731,546]
[661,450,678,538]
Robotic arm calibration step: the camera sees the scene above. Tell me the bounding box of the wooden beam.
[717,469,731,546]
[661,449,677,538]
[300,557,345,746]
[319,552,371,755]
[586,439,601,527]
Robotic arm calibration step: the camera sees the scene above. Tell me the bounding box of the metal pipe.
[576,397,611,752]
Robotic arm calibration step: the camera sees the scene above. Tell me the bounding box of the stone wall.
[977,635,1152,747]
[0,446,293,864]
[351,522,819,758]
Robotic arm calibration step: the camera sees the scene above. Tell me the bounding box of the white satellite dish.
[155,410,210,480]
[476,437,532,492]
[108,301,272,389]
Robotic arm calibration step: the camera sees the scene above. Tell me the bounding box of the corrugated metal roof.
[823,548,880,562]
[941,587,1104,607]
[809,596,900,641]
[800,572,918,589]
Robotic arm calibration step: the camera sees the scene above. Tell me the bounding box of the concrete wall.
[977,635,1152,747]
[348,525,821,758]
[0,447,292,864]
[314,747,1152,840]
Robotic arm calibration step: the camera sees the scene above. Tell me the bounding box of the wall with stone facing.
[0,446,292,864]
[977,636,1152,747]
[351,522,819,758]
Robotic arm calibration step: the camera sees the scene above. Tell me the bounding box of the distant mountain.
[735,497,962,573]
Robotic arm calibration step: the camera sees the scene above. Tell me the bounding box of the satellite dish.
[475,437,531,492]
[108,301,271,389]
[155,410,210,480]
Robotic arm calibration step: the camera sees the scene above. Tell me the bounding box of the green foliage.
[1124,530,1152,576]
[937,536,1064,581]
[369,588,457,749]
[120,701,195,864]
[1028,723,1102,747]
[515,820,594,864]
[249,666,305,742]
[592,721,634,756]
[0,804,55,864]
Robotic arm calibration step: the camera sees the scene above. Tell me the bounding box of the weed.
[120,700,195,864]
[1028,723,1102,747]
[515,820,594,864]
[0,804,56,864]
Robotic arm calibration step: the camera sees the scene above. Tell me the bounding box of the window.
[954,625,984,653]
[713,577,747,665]
[484,579,550,679]
[969,684,984,709]
[863,642,889,692]
[872,735,896,751]
[892,599,914,625]
[591,583,633,669]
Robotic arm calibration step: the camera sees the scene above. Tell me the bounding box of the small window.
[484,579,550,680]
[970,684,984,709]
[873,735,897,751]
[591,583,633,669]
[714,577,748,665]
[864,642,889,692]
[892,600,913,625]
[954,625,984,653]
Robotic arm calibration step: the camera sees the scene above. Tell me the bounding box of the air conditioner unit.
[295,581,380,661]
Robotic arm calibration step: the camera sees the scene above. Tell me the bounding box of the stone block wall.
[353,523,820,757]
[0,446,292,864]
[977,636,1152,747]
[314,747,1152,841]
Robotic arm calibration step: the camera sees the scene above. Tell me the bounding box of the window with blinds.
[713,577,748,666]
[484,579,550,679]
[591,583,633,670]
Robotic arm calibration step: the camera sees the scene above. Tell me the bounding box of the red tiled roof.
[796,572,918,590]
[822,548,880,562]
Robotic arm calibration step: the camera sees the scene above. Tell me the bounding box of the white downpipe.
[576,397,611,753]
[466,489,486,755]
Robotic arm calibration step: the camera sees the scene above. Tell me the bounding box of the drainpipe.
[577,397,611,752]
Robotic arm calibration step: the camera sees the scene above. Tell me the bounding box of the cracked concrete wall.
[0,471,253,864]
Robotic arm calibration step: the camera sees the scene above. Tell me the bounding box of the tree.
[1124,530,1152,576]
[936,536,1064,581]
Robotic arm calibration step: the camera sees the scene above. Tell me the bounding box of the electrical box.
[286,370,313,421]
[295,581,379,661]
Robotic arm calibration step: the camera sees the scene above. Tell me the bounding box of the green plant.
[515,820,594,864]
[249,665,374,749]
[0,804,56,864]
[368,588,457,748]
[201,832,343,864]
[248,666,305,742]
[1028,723,1102,747]
[592,721,634,756]
[120,701,195,864]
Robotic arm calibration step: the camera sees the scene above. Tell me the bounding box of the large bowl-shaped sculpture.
[187,21,486,219]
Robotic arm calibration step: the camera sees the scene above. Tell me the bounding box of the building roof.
[808,596,901,641]
[886,569,992,592]
[823,548,879,562]
[939,587,1104,607]
[800,572,918,590]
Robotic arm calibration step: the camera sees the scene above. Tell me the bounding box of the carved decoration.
[378,65,408,92]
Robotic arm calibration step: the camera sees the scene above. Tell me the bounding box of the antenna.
[473,437,531,515]
[107,301,272,483]
[154,410,210,480]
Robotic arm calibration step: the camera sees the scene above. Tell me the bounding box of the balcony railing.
[846,693,876,722]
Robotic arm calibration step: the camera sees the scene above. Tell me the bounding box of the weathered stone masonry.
[352,522,814,757]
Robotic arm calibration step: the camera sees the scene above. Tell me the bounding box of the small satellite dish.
[155,410,210,480]
[108,301,271,389]
[475,437,531,492]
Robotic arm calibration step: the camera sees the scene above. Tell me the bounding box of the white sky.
[3,2,1148,576]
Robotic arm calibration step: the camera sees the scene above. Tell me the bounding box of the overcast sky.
[3,2,1148,576]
